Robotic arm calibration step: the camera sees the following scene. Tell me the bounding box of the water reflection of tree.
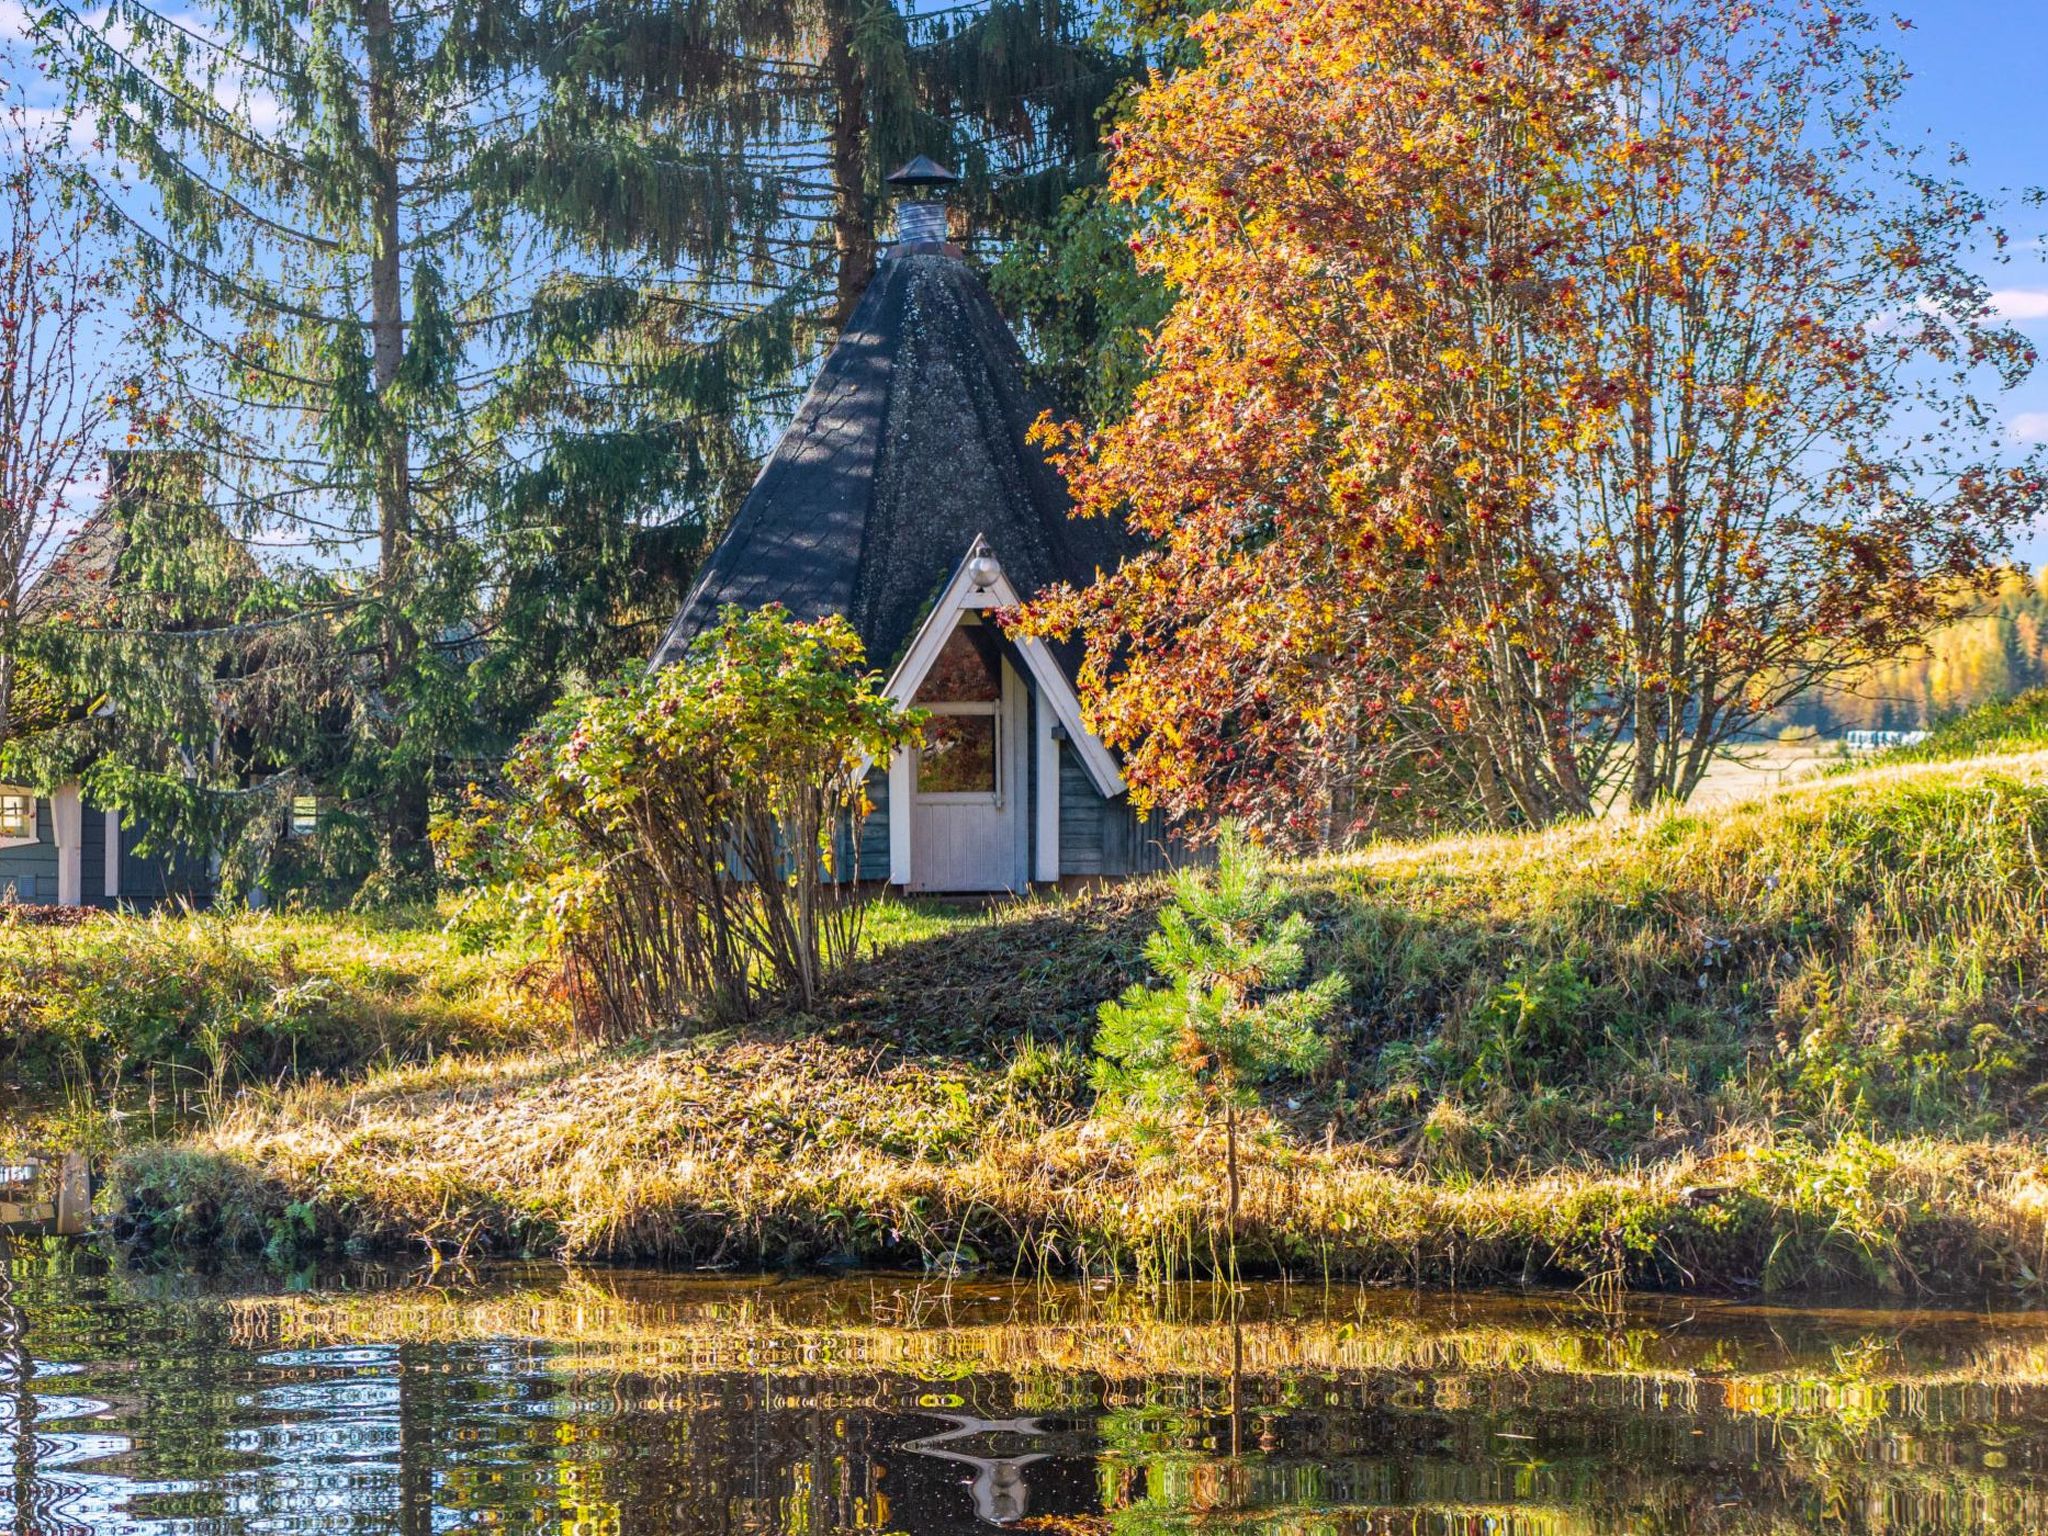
[1,1230,39,1536]
[33,1263,2048,1536]
[1072,1306,1908,1536]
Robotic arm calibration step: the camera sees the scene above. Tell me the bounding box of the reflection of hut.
[899,1413,1053,1525]
[0,1154,89,1234]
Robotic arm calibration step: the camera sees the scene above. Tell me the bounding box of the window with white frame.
[0,788,35,844]
[287,795,320,837]
[914,625,1003,799]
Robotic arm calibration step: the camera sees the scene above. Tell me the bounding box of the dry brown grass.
[113,1030,2048,1296]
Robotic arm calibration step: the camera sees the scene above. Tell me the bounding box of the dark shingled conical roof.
[652,252,1126,676]
[21,452,247,625]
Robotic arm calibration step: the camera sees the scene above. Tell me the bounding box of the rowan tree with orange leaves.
[1017,0,2045,843]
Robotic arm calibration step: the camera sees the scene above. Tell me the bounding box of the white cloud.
[1991,291,2048,322]
[240,89,286,134]
[12,103,102,158]
[2009,411,2048,444]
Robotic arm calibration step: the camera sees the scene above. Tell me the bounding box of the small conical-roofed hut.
[655,217,1173,890]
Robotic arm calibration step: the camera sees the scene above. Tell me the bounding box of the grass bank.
[1867,686,2048,766]
[111,742,2048,1296]
[0,905,560,1147]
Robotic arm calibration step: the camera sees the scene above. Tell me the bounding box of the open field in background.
[1683,739,1845,808]
[102,707,2048,1297]
[1667,687,2048,809]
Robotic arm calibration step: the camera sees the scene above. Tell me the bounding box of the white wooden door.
[910,631,1026,892]
[912,795,1013,891]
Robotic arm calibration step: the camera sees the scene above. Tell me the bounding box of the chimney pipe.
[885,155,961,253]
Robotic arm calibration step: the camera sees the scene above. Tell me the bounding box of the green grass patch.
[1302,759,2048,1172]
[1867,687,2048,766]
[0,904,560,1137]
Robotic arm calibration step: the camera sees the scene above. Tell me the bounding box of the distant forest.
[1775,569,2048,735]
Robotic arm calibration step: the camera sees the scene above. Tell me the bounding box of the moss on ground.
[96,746,2048,1296]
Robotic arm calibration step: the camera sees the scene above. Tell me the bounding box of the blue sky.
[1888,1,2045,199]
[1865,3,2048,557]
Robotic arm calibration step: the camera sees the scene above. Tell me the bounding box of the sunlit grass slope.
[0,905,559,1147]
[1859,686,2048,768]
[116,745,2048,1296]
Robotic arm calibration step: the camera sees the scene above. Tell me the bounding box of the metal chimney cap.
[886,154,960,188]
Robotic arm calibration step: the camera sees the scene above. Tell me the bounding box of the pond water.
[4,1246,2048,1533]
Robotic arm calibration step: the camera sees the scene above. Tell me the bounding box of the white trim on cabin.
[883,536,1124,800]
[1033,682,1060,883]
[887,745,914,885]
[849,538,1125,889]
[52,781,83,907]
[1003,654,1032,888]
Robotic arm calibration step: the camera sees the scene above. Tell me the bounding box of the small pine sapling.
[1092,824,1342,1274]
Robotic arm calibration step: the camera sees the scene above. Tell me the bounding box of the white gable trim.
[887,747,913,884]
[1032,682,1060,883]
[884,538,1124,799]
[53,780,83,907]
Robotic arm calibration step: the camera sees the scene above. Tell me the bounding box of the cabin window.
[917,626,1002,703]
[287,796,320,837]
[0,789,34,844]
[918,714,998,794]
[915,624,1004,799]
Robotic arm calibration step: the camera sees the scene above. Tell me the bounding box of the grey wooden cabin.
[1,464,213,909]
[0,785,199,908]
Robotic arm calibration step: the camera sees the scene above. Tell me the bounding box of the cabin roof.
[651,252,1126,677]
[21,454,254,627]
[20,507,128,624]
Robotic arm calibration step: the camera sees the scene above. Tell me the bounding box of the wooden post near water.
[0,1153,89,1236]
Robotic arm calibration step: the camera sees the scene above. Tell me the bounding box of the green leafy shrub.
[438,606,919,1034]
[1465,956,1594,1092]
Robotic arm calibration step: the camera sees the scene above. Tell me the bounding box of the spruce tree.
[488,0,1131,488]
[1092,825,1340,1274]
[985,1,1200,423]
[30,0,1140,892]
[460,0,1137,726]
[33,0,586,880]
